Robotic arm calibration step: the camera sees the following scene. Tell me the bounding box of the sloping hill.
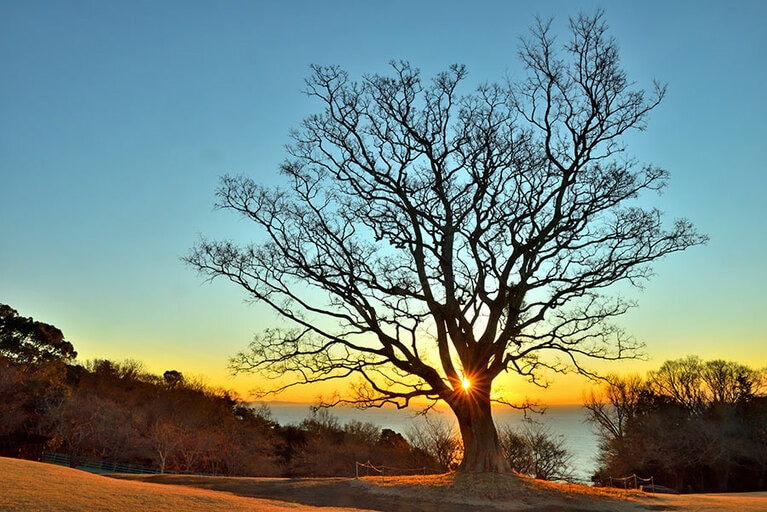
[3,456,766,512]
[0,457,371,512]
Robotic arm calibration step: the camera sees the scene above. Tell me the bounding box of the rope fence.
[355,460,432,479]
[609,473,655,491]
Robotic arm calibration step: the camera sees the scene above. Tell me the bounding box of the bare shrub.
[499,421,574,481]
[406,415,463,471]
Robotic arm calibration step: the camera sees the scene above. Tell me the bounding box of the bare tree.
[43,393,95,468]
[701,359,762,405]
[585,373,645,440]
[648,356,707,414]
[187,11,706,472]
[406,415,463,471]
[146,421,179,474]
[584,373,647,478]
[500,421,574,481]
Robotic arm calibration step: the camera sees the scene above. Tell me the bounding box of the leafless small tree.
[499,421,574,481]
[406,415,463,471]
[584,373,645,440]
[146,421,180,474]
[187,11,706,471]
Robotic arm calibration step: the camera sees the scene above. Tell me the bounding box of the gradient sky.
[2,0,765,405]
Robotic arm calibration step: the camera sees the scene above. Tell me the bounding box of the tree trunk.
[451,387,510,473]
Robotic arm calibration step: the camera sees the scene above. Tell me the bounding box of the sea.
[260,402,599,483]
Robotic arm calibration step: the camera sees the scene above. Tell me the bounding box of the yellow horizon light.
[462,376,471,392]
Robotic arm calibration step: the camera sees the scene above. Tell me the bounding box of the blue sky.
[1,0,765,403]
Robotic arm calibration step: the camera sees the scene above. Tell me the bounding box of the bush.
[499,421,574,481]
[406,415,463,471]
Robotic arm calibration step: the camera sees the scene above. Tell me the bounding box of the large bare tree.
[187,12,706,472]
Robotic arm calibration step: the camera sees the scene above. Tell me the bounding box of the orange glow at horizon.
[168,345,767,408]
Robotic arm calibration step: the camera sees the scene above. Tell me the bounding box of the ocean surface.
[261,402,599,482]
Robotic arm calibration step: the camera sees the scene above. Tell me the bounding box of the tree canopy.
[187,11,706,471]
[0,303,76,368]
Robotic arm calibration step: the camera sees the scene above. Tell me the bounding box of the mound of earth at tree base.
[112,472,652,511]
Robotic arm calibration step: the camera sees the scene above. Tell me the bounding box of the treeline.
[1,303,578,480]
[586,356,767,492]
[0,303,437,476]
[5,357,439,476]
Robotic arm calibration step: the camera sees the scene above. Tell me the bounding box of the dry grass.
[3,456,767,512]
[0,457,373,512]
[351,471,649,511]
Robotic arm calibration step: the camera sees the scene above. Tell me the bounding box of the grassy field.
[0,457,372,512]
[2,456,766,512]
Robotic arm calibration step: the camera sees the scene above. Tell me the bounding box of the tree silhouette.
[187,11,706,471]
[585,358,766,492]
[0,303,76,369]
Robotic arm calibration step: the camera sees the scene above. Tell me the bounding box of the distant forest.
[1,304,443,476]
[586,356,767,492]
